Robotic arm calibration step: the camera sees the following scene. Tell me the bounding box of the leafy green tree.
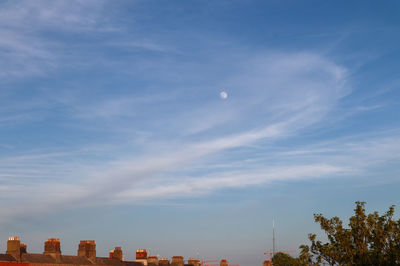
[272,252,303,266]
[298,244,313,265]
[301,201,400,265]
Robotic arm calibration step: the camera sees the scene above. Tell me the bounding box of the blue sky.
[0,0,400,265]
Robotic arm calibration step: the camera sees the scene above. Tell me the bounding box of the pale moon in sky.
[220,91,228,99]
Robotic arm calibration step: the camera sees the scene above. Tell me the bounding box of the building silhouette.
[0,237,202,266]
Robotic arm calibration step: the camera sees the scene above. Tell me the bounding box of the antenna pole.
[273,218,276,256]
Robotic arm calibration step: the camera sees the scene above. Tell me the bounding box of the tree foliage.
[301,201,400,265]
[272,252,303,266]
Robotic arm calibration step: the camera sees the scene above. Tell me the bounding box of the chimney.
[6,237,21,261]
[170,256,184,266]
[188,258,200,266]
[220,259,228,266]
[136,249,147,260]
[78,240,96,262]
[109,247,123,261]
[44,238,61,260]
[20,243,27,255]
[147,256,158,265]
[159,258,170,266]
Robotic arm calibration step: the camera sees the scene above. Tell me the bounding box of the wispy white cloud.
[2,128,399,225]
[0,49,356,223]
[112,132,400,203]
[0,0,115,78]
[115,164,346,202]
[0,28,56,77]
[0,0,106,31]
[1,1,399,229]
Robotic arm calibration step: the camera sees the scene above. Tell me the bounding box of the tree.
[301,201,400,265]
[272,252,304,266]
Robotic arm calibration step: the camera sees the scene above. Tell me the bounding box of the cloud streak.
[0,47,355,223]
[1,1,399,232]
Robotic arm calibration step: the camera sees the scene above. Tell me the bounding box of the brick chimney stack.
[136,249,147,260]
[188,258,200,266]
[44,238,61,260]
[159,258,170,266]
[78,240,96,262]
[20,243,27,255]
[6,237,21,261]
[109,247,123,261]
[171,256,184,266]
[148,256,159,265]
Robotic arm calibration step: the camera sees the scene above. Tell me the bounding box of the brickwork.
[109,247,122,261]
[135,250,147,260]
[147,256,158,265]
[170,256,183,266]
[44,239,61,261]
[158,258,169,266]
[187,258,199,266]
[6,238,21,261]
[78,241,96,262]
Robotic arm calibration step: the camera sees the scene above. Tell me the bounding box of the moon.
[220,91,228,99]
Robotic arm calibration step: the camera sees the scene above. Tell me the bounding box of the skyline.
[1,1,400,265]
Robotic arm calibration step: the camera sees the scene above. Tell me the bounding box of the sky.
[0,0,400,265]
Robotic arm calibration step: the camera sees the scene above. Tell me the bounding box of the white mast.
[273,218,276,256]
